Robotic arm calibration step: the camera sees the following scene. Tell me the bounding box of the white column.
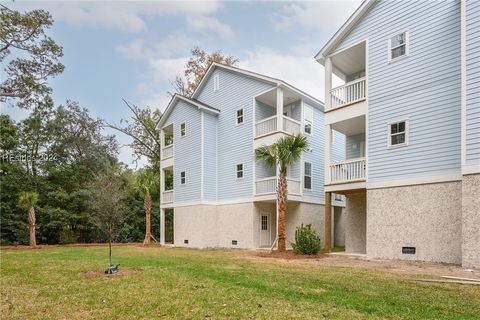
[325,57,332,110]
[160,208,165,245]
[276,87,284,131]
[325,124,332,184]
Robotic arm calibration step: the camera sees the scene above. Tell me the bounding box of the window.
[213,73,220,91]
[389,31,409,61]
[304,162,312,189]
[388,120,409,148]
[180,122,186,137]
[236,163,244,179]
[261,215,268,231]
[304,105,313,134]
[236,108,244,125]
[180,171,186,185]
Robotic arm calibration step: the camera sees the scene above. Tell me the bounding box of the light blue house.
[316,0,479,268]
[157,63,345,249]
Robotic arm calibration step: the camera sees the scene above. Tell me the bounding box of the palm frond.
[18,192,39,208]
[255,145,277,168]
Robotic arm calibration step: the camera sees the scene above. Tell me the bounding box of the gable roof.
[157,94,219,129]
[192,62,324,108]
[315,0,375,65]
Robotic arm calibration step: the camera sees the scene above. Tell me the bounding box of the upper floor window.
[304,105,313,134]
[389,31,409,61]
[388,119,409,148]
[180,171,186,185]
[304,162,312,190]
[236,108,244,125]
[180,122,186,137]
[213,73,220,92]
[236,163,244,179]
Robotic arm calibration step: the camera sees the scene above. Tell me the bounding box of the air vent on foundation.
[184,240,188,244]
[232,240,238,245]
[402,247,416,254]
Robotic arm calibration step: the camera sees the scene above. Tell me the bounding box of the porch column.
[276,87,283,131]
[325,124,332,184]
[325,57,332,110]
[160,208,165,246]
[325,192,332,251]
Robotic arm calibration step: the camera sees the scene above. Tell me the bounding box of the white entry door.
[260,213,271,247]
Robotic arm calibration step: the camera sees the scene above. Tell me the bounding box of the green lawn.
[1,246,479,319]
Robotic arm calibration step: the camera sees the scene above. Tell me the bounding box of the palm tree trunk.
[277,167,288,252]
[28,206,36,246]
[143,193,152,245]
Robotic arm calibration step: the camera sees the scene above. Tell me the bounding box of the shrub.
[291,224,321,255]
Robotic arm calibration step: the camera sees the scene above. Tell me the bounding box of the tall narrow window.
[388,120,409,148]
[304,162,312,189]
[180,122,186,137]
[236,108,244,125]
[236,163,244,179]
[304,105,313,134]
[180,171,186,185]
[213,73,220,91]
[389,31,409,61]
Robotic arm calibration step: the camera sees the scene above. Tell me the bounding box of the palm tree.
[255,134,308,252]
[18,192,39,246]
[135,170,159,245]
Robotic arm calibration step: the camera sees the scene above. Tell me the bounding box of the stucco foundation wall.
[285,203,325,249]
[216,203,255,248]
[345,192,366,254]
[462,174,480,268]
[367,181,462,264]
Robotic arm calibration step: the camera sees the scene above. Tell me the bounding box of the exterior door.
[260,213,271,247]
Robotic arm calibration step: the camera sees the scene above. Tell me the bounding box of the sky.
[2,0,361,168]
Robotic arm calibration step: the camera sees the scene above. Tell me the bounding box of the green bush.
[292,224,321,255]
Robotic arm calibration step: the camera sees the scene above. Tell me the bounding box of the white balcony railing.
[329,158,366,184]
[162,190,174,203]
[162,144,173,159]
[330,77,366,109]
[255,177,301,195]
[255,116,301,138]
[283,116,301,135]
[255,115,277,137]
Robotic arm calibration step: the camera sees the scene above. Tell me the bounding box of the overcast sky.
[2,0,361,168]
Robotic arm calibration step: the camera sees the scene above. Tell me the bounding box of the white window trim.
[388,30,410,63]
[387,118,410,149]
[303,105,313,136]
[235,163,244,180]
[236,108,244,126]
[213,73,220,92]
[180,122,186,137]
[303,161,312,190]
[180,171,187,185]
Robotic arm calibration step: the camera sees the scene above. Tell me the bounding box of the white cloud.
[274,1,362,32]
[11,1,222,33]
[116,39,152,60]
[186,16,234,40]
[241,47,325,102]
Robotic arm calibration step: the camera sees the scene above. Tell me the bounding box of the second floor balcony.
[255,115,301,138]
[255,176,301,196]
[162,190,174,204]
[329,157,366,184]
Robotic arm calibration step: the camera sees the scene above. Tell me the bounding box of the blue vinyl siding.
[197,68,275,200]
[163,100,202,203]
[288,101,302,121]
[331,131,346,162]
[466,0,480,164]
[346,133,366,160]
[203,112,218,201]
[332,0,462,182]
[303,103,325,203]
[256,101,275,121]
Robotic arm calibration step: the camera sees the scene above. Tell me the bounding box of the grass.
[1,246,479,319]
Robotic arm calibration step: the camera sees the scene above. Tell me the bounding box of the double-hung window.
[213,73,220,91]
[388,120,409,148]
[180,122,186,137]
[389,31,409,61]
[236,109,244,125]
[236,164,244,179]
[304,162,312,189]
[180,171,186,185]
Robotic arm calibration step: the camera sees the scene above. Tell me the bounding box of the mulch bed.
[82,268,141,278]
[256,250,326,260]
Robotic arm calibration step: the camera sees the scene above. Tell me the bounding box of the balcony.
[255,176,301,195]
[162,190,174,204]
[255,115,301,138]
[162,144,173,160]
[330,77,366,109]
[329,158,366,184]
